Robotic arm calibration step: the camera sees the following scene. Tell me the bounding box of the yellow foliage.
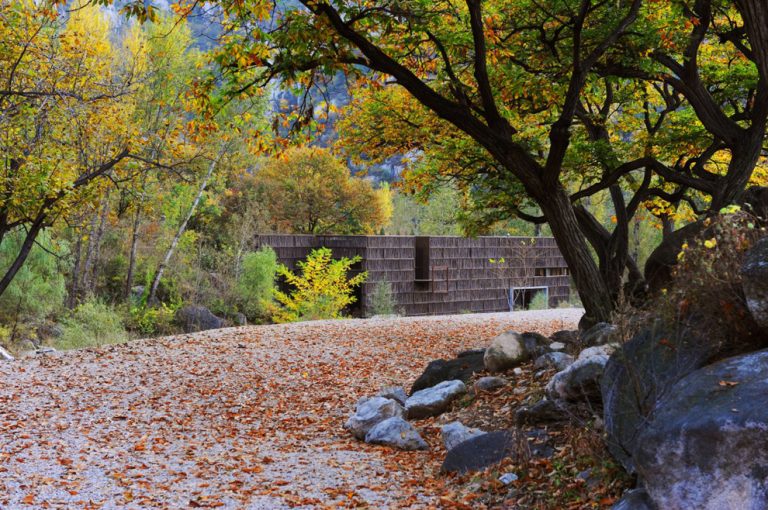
[269,248,367,324]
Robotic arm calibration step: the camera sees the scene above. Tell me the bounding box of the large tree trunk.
[538,186,613,324]
[147,157,219,306]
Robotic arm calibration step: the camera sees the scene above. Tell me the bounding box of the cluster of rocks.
[344,322,613,475]
[605,236,768,510]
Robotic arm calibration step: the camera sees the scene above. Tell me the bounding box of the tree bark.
[538,186,613,324]
[125,204,142,301]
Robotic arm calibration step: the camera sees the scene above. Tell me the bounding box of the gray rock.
[515,399,568,425]
[130,285,145,302]
[551,329,579,345]
[441,431,519,474]
[521,332,550,357]
[378,386,408,406]
[580,322,619,346]
[742,236,768,330]
[344,396,405,440]
[441,421,485,450]
[499,472,518,485]
[406,380,466,419]
[233,313,247,326]
[634,349,768,510]
[474,376,507,392]
[548,341,566,351]
[484,331,528,373]
[601,323,717,472]
[410,352,484,394]
[0,346,14,362]
[534,352,574,371]
[546,345,616,402]
[175,305,224,333]
[457,348,485,357]
[612,489,656,510]
[365,417,427,450]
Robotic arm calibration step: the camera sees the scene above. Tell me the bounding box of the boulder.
[405,380,466,419]
[233,313,248,326]
[601,323,717,472]
[632,350,768,510]
[176,305,224,333]
[534,352,574,371]
[612,489,656,510]
[441,431,518,474]
[741,236,768,330]
[344,397,405,440]
[364,417,427,450]
[457,348,485,357]
[441,421,485,451]
[546,344,617,403]
[0,346,14,362]
[515,399,568,425]
[580,322,619,347]
[378,386,408,406]
[550,329,579,345]
[484,331,528,373]
[410,352,484,394]
[521,332,550,357]
[474,376,507,392]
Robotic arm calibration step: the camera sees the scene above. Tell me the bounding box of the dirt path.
[0,309,581,509]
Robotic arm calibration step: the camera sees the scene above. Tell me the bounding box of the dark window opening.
[510,287,549,310]
[414,236,430,281]
[534,268,546,277]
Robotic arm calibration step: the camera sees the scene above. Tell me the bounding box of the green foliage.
[235,247,278,321]
[368,280,398,317]
[127,303,177,336]
[58,300,128,350]
[270,248,367,323]
[0,231,66,327]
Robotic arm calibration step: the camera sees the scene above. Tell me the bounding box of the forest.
[2,0,768,508]
[0,0,661,352]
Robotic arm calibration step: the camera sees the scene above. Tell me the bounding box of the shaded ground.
[0,309,581,509]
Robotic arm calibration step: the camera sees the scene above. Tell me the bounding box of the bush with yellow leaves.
[269,248,367,323]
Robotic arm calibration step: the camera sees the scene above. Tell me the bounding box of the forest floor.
[0,309,606,509]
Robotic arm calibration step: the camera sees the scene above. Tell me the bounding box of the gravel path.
[0,309,582,509]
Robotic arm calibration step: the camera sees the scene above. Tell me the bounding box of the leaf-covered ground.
[0,309,581,509]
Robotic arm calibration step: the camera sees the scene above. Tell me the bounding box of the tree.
[207,0,768,322]
[257,146,391,234]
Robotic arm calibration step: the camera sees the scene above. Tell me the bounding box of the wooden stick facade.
[255,234,571,316]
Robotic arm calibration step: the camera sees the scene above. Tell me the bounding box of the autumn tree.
[257,146,390,235]
[204,0,768,323]
[0,3,141,298]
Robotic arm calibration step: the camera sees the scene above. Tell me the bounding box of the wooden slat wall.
[254,234,572,317]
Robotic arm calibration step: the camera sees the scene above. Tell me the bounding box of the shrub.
[58,300,128,350]
[235,247,278,321]
[368,280,398,316]
[629,208,766,356]
[127,303,177,336]
[270,247,367,323]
